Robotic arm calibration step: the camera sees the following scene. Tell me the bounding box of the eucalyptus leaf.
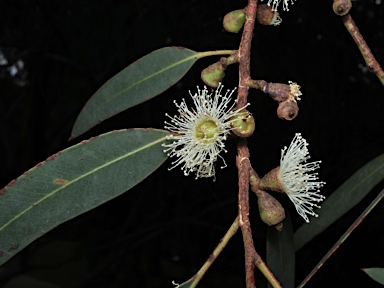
[0,129,169,264]
[266,213,295,288]
[297,188,384,288]
[362,268,384,285]
[294,153,384,251]
[71,47,198,138]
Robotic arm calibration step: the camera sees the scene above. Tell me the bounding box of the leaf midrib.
[94,51,198,113]
[321,161,384,211]
[0,135,167,232]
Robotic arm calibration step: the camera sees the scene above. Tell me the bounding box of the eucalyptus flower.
[279,133,326,222]
[260,133,326,223]
[163,84,246,179]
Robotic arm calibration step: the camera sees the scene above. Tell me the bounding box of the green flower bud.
[201,62,225,88]
[229,109,255,138]
[223,9,246,33]
[256,190,285,226]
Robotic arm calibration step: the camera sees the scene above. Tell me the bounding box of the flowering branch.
[341,13,384,86]
[236,1,281,287]
[165,0,320,286]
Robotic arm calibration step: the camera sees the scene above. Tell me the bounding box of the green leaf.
[297,188,384,288]
[362,268,384,285]
[294,153,384,251]
[266,213,295,288]
[0,129,169,265]
[71,47,198,138]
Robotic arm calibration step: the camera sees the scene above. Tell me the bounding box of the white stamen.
[263,0,297,11]
[279,133,326,223]
[164,84,246,179]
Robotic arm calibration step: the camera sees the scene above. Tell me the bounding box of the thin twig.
[342,13,384,85]
[255,260,282,288]
[190,216,240,288]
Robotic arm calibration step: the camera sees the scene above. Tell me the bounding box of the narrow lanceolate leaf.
[362,268,384,285]
[297,189,384,288]
[0,129,169,265]
[71,47,197,138]
[294,153,384,251]
[267,213,295,288]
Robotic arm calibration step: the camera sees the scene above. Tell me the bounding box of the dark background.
[1,0,384,287]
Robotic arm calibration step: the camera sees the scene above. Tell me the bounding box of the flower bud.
[277,100,299,120]
[201,62,226,88]
[229,109,255,137]
[333,0,352,16]
[264,81,301,103]
[256,4,282,26]
[256,190,285,226]
[223,9,246,33]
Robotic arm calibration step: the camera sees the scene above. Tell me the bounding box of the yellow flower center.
[194,119,218,144]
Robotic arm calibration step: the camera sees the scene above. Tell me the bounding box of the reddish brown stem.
[235,1,281,287]
[237,138,257,288]
[236,0,258,109]
[342,13,384,86]
[236,1,259,288]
